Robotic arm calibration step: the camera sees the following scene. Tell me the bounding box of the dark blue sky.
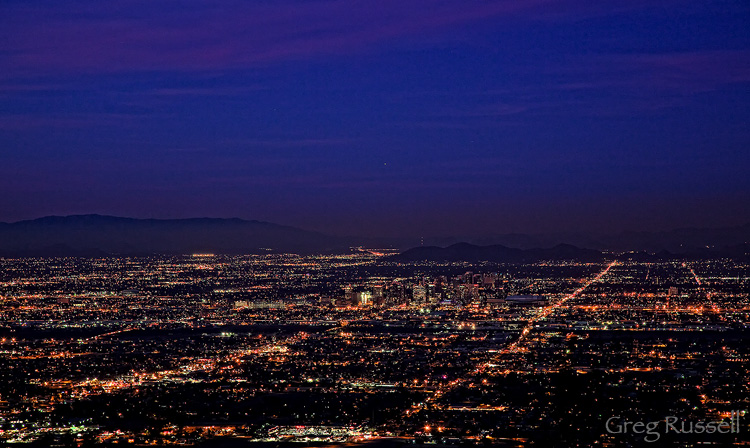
[1,0,749,237]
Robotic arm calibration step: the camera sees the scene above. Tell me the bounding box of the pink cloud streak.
[2,0,642,76]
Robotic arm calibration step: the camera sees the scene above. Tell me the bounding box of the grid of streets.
[0,253,748,446]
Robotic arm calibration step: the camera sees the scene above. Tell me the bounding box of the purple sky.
[1,0,749,237]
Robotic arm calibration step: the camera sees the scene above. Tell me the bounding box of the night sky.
[1,0,749,237]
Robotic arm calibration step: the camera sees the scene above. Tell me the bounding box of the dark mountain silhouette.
[602,223,750,252]
[401,223,750,254]
[0,215,351,256]
[388,243,605,263]
[1,215,747,258]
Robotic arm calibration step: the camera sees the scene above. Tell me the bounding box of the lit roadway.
[495,259,617,356]
[682,262,721,314]
[685,262,703,286]
[82,327,136,342]
[401,260,618,427]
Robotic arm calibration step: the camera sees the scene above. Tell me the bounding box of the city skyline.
[2,0,749,237]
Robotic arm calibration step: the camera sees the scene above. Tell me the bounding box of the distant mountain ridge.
[0,214,350,256]
[412,223,750,253]
[388,242,750,264]
[388,243,606,264]
[606,223,750,252]
[0,215,748,258]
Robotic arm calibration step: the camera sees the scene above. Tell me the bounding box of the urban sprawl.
[0,252,748,446]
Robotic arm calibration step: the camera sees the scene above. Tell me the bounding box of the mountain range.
[387,243,606,264]
[0,215,347,256]
[414,223,750,253]
[387,242,750,263]
[0,215,748,258]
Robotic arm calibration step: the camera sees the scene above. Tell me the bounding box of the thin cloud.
[147,86,269,96]
[0,113,142,130]
[556,50,750,94]
[1,0,659,77]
